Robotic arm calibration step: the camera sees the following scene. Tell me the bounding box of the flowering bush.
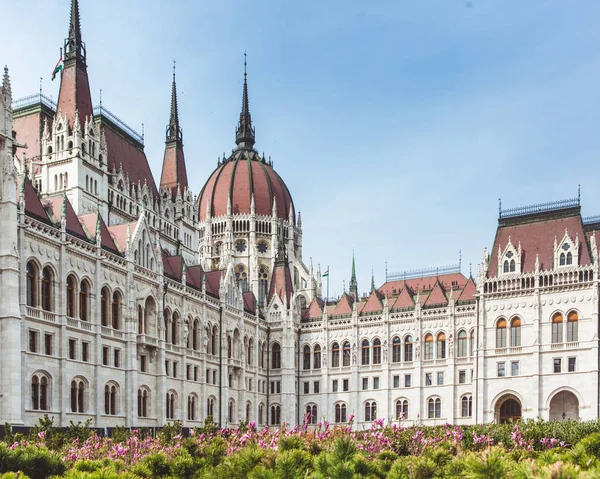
[1,418,600,477]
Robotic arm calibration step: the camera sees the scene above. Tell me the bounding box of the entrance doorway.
[497,395,522,423]
[549,391,579,421]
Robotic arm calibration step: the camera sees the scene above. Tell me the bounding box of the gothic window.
[138,305,143,334]
[342,341,351,367]
[104,383,118,415]
[138,388,149,417]
[26,261,38,307]
[510,317,521,347]
[396,399,409,420]
[227,335,232,359]
[212,326,217,356]
[427,397,441,419]
[303,345,311,370]
[436,332,446,359]
[112,291,122,329]
[331,342,340,367]
[364,401,377,422]
[164,310,171,344]
[424,333,434,360]
[166,391,176,420]
[461,395,472,417]
[247,338,253,365]
[457,330,468,358]
[560,243,573,266]
[41,267,53,311]
[260,342,265,368]
[567,311,579,342]
[496,319,507,348]
[70,378,86,413]
[361,339,370,365]
[193,320,200,351]
[246,401,251,422]
[271,343,281,369]
[235,265,248,292]
[99,287,109,327]
[235,240,247,253]
[66,275,76,318]
[470,329,475,356]
[313,344,322,369]
[79,280,89,321]
[207,397,215,418]
[228,399,235,423]
[31,373,49,411]
[258,403,264,424]
[270,404,281,425]
[335,403,347,423]
[404,335,413,362]
[258,241,268,254]
[392,336,401,363]
[258,265,269,307]
[188,394,197,421]
[306,404,317,424]
[552,313,563,344]
[171,312,179,345]
[372,338,382,364]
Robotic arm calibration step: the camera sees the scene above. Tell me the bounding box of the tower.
[0,67,23,425]
[349,251,358,299]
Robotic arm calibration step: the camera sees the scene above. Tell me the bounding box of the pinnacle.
[235,54,255,150]
[1,65,11,98]
[69,0,82,45]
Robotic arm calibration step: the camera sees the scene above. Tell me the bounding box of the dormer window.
[560,244,573,266]
[498,238,521,276]
[555,230,578,269]
[503,251,516,273]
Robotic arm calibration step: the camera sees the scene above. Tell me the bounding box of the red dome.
[198,149,294,222]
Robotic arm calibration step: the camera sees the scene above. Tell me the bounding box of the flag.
[51,56,63,81]
[322,269,329,277]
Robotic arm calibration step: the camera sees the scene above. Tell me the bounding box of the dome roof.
[198,149,294,223]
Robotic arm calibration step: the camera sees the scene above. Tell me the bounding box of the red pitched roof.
[391,287,414,310]
[23,179,50,223]
[268,263,294,308]
[456,277,476,303]
[77,213,120,253]
[331,294,353,316]
[361,291,383,313]
[186,264,204,290]
[57,62,93,127]
[163,253,182,281]
[488,212,590,277]
[204,270,222,298]
[13,110,53,165]
[45,195,87,239]
[423,281,448,307]
[107,222,135,252]
[302,297,324,320]
[243,291,258,314]
[379,272,468,297]
[160,142,188,194]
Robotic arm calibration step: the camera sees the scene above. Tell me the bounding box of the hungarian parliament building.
[0,0,596,429]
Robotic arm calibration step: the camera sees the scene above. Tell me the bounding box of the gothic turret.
[159,66,188,194]
[57,0,93,126]
[349,252,358,299]
[235,54,255,150]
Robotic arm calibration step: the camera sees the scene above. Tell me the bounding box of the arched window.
[79,280,89,321]
[270,405,281,425]
[427,397,441,419]
[470,330,475,356]
[166,391,176,420]
[227,335,232,359]
[496,319,507,348]
[104,383,117,415]
[461,395,472,417]
[510,317,521,347]
[112,291,121,329]
[404,336,413,362]
[335,403,347,423]
[188,394,197,421]
[247,338,253,364]
[566,251,573,265]
[31,373,50,410]
[510,259,515,272]
[436,332,446,359]
[164,310,171,344]
[395,399,408,420]
[272,343,281,369]
[567,311,578,342]
[70,378,85,413]
[258,265,269,307]
[258,404,264,425]
[331,342,340,367]
[392,337,401,363]
[424,334,434,360]
[228,399,235,423]
[260,342,265,368]
[361,339,370,365]
[342,341,351,367]
[246,402,251,422]
[303,345,311,370]
[66,275,76,318]
[171,312,179,345]
[313,344,321,369]
[503,260,509,273]
[26,261,39,307]
[137,305,143,334]
[138,388,149,417]
[207,397,215,418]
[457,330,468,358]
[212,326,217,356]
[364,401,377,422]
[41,267,53,311]
[552,313,563,344]
[101,287,110,327]
[235,265,248,292]
[372,339,382,364]
[306,404,317,425]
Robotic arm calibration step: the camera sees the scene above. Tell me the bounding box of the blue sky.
[5,1,600,298]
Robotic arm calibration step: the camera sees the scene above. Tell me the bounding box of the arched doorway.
[496,394,522,423]
[549,391,579,421]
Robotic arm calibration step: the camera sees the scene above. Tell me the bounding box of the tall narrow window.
[361,339,370,365]
[112,292,121,329]
[342,342,351,366]
[404,336,413,362]
[101,287,110,327]
[395,399,408,420]
[331,342,340,367]
[552,313,563,344]
[510,317,521,347]
[335,403,347,423]
[372,339,382,364]
[424,334,434,360]
[461,395,472,417]
[137,305,143,334]
[470,330,475,356]
[496,319,507,348]
[313,344,321,369]
[272,343,281,369]
[392,337,401,363]
[303,345,311,370]
[79,281,89,321]
[41,267,52,311]
[66,275,76,318]
[457,330,467,358]
[26,261,38,307]
[436,332,446,359]
[567,311,578,342]
[365,401,377,422]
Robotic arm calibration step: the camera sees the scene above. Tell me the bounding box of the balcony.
[137,334,158,347]
[66,317,92,331]
[566,341,579,349]
[25,306,57,323]
[101,326,124,339]
[551,343,564,351]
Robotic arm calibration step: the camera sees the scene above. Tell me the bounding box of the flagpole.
[327,265,329,302]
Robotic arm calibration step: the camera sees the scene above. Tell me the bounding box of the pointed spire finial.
[235,52,255,150]
[166,61,182,143]
[65,0,85,62]
[2,65,12,102]
[371,268,375,293]
[349,250,358,299]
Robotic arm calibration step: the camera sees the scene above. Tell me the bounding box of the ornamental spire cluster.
[235,53,255,150]
[166,63,182,143]
[65,0,84,63]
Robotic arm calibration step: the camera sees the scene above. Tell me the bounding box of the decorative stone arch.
[547,387,582,421]
[491,391,524,423]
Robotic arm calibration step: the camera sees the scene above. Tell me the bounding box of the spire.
[166,62,182,143]
[235,52,255,150]
[65,0,84,63]
[349,250,358,299]
[275,227,287,265]
[2,66,11,104]
[371,268,375,293]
